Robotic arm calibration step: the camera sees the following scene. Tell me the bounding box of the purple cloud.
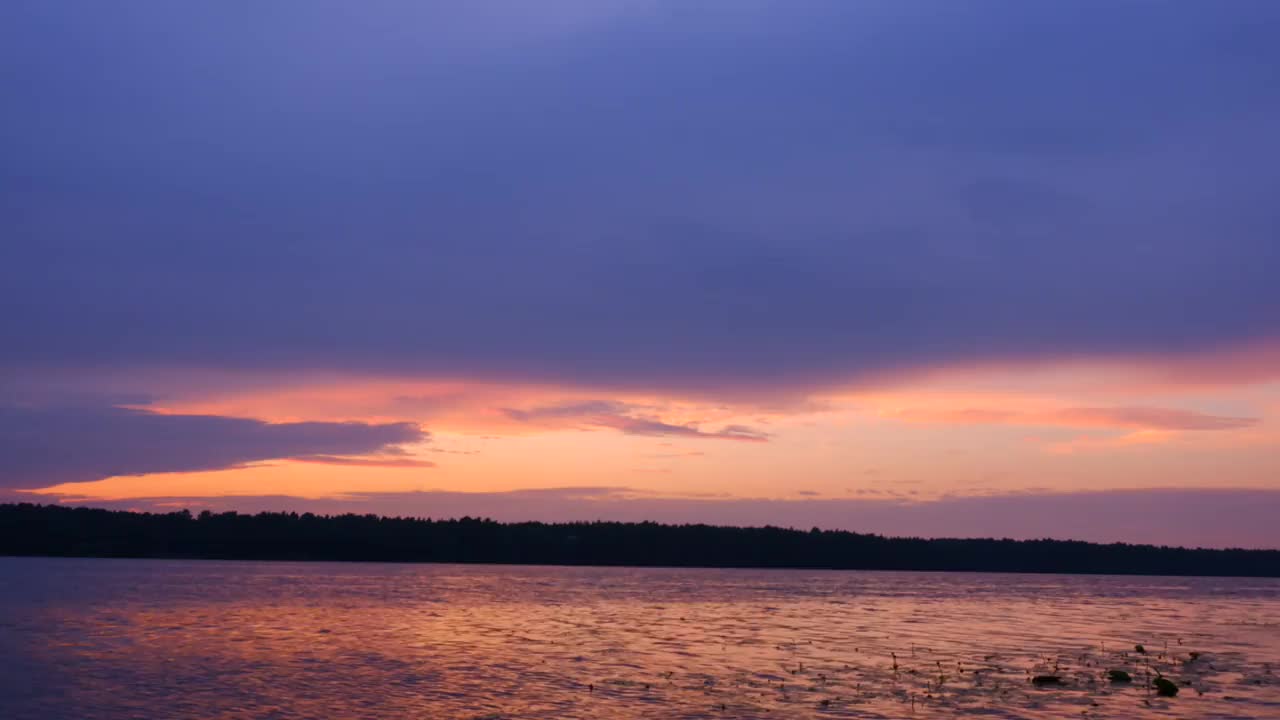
[503,401,769,442]
[595,416,769,442]
[502,401,631,422]
[0,403,428,488]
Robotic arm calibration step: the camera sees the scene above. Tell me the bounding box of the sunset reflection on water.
[2,559,1278,719]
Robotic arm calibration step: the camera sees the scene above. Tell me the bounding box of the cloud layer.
[2,2,1278,392]
[0,403,427,488]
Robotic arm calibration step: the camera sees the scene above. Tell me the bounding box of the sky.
[2,1,1279,548]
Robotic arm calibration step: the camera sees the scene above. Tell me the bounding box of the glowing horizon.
[14,348,1280,548]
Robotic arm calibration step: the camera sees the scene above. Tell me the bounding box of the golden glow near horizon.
[24,349,1280,506]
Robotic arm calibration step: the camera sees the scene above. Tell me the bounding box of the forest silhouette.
[2,503,1276,577]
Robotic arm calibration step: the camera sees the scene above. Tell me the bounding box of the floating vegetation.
[1153,676,1179,697]
[1107,669,1132,683]
[1031,675,1064,686]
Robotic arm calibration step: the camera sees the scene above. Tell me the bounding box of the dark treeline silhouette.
[2,503,1277,577]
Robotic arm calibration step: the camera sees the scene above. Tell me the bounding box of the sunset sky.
[3,2,1278,548]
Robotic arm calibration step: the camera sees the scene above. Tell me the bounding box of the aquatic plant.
[1107,669,1132,683]
[1153,676,1179,697]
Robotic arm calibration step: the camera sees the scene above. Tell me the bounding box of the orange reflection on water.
[6,559,1280,719]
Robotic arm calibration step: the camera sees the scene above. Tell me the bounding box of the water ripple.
[1,558,1277,719]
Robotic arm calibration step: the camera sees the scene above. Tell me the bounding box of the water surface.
[1,558,1277,719]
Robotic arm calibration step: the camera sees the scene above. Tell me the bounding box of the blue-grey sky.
[4,0,1277,388]
[3,2,1279,546]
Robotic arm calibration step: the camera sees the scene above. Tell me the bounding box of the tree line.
[1,502,1276,577]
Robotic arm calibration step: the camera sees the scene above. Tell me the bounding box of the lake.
[1,558,1277,719]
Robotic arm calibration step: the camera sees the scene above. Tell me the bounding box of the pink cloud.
[894,404,1257,432]
[1054,406,1257,430]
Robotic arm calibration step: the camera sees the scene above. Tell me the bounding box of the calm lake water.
[1,558,1278,719]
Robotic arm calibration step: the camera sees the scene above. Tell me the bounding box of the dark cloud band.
[0,404,428,489]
